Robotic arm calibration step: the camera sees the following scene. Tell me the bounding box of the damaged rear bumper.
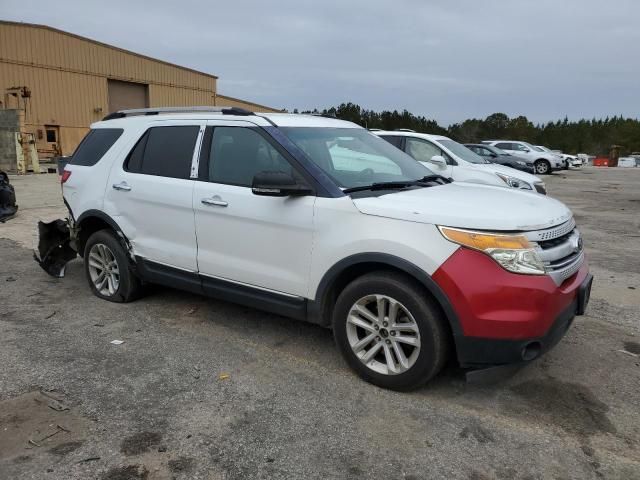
[34,219,78,277]
[0,171,18,223]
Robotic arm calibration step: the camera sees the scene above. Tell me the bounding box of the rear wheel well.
[77,217,115,256]
[319,262,455,356]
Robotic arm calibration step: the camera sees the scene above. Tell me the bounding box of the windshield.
[524,142,544,152]
[438,139,487,164]
[280,127,434,189]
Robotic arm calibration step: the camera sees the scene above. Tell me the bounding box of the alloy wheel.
[87,243,120,296]
[536,161,549,174]
[346,294,421,375]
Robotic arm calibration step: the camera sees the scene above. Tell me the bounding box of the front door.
[104,121,203,271]
[193,124,315,297]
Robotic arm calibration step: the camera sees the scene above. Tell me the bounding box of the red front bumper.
[432,247,591,366]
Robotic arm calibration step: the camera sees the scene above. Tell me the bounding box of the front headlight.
[439,226,546,275]
[496,173,532,190]
[517,161,526,166]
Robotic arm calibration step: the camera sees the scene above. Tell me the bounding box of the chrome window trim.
[190,125,206,179]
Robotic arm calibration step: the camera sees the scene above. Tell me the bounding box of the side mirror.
[490,152,498,158]
[429,155,447,168]
[522,148,530,153]
[251,171,312,197]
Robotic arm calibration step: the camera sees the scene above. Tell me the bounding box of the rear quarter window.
[70,128,123,166]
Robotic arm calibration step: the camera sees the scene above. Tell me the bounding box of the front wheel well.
[316,261,456,356]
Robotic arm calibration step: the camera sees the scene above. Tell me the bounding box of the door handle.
[201,197,228,207]
[112,182,131,192]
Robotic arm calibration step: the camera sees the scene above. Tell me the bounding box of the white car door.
[404,137,454,178]
[104,121,203,271]
[193,123,315,297]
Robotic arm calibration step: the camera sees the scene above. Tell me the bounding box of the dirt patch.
[168,455,194,473]
[0,390,89,461]
[623,341,640,355]
[48,440,84,456]
[459,423,495,444]
[120,431,163,456]
[101,464,149,480]
[509,379,615,437]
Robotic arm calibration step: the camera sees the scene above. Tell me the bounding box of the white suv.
[36,107,592,391]
[483,140,564,175]
[374,131,546,194]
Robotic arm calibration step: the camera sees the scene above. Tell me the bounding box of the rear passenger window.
[495,142,512,150]
[380,135,403,148]
[71,128,123,166]
[125,126,199,179]
[209,127,292,186]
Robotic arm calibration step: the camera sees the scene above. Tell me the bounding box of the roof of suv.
[92,107,360,130]
[373,130,452,142]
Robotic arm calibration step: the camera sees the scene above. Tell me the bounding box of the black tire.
[332,271,449,391]
[83,229,143,303]
[534,159,551,175]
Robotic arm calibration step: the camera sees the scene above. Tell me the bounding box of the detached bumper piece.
[0,171,18,223]
[35,219,77,277]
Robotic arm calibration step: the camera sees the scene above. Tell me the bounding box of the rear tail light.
[60,170,72,184]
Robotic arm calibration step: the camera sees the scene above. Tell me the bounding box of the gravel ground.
[0,168,639,480]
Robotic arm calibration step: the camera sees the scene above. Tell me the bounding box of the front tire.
[332,272,449,391]
[534,160,551,175]
[84,229,142,303]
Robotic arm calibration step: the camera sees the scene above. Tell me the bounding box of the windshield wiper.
[343,175,450,194]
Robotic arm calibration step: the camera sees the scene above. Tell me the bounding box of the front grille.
[539,230,572,249]
[525,219,584,285]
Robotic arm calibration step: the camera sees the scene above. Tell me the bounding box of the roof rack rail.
[311,112,337,119]
[394,128,415,132]
[102,106,253,121]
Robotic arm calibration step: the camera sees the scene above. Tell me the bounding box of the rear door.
[193,123,315,297]
[104,121,204,271]
[493,142,515,155]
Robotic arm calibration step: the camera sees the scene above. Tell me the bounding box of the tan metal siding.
[0,22,279,156]
[215,94,281,113]
[0,22,217,93]
[148,84,216,107]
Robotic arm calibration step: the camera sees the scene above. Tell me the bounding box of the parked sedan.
[464,144,535,174]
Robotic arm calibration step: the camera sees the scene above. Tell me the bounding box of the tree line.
[293,103,640,156]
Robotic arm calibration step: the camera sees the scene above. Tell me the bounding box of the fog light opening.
[521,342,542,361]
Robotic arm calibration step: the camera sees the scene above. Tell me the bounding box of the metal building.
[0,20,279,167]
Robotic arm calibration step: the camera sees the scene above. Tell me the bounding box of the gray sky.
[2,0,638,125]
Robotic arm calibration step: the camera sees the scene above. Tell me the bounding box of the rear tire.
[84,229,143,303]
[534,160,551,175]
[332,271,449,391]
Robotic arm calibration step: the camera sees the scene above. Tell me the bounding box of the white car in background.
[374,131,547,194]
[483,141,564,175]
[536,146,569,170]
[552,150,583,168]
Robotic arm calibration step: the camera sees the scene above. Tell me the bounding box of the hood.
[352,182,572,231]
[469,163,542,184]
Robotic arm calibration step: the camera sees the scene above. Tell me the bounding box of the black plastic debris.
[0,171,18,223]
[35,219,77,277]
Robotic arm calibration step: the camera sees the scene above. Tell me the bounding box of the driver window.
[209,127,292,186]
[405,138,441,162]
